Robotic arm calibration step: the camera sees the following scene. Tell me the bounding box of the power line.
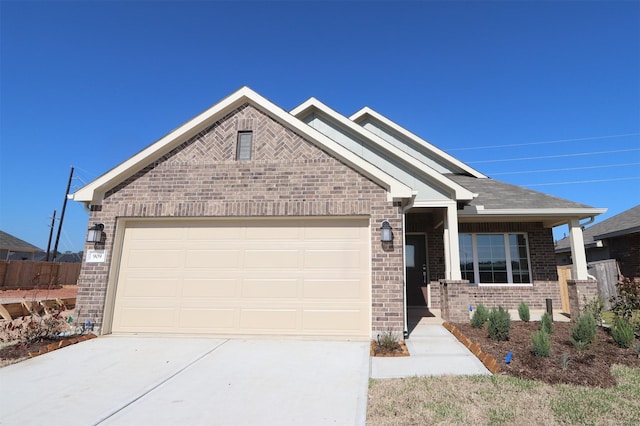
[448,133,640,151]
[468,148,640,164]
[490,162,640,176]
[523,176,640,187]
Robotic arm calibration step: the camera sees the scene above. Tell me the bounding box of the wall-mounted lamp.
[87,223,104,244]
[380,220,393,242]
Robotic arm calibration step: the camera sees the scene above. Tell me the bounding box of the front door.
[405,234,428,306]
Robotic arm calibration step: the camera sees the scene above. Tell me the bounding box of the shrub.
[583,295,605,326]
[570,312,598,351]
[560,353,570,370]
[612,317,635,348]
[610,276,640,321]
[377,330,400,351]
[540,312,554,334]
[471,303,490,328]
[487,306,511,341]
[610,276,640,338]
[531,329,551,357]
[518,301,530,322]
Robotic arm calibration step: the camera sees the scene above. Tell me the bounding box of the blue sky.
[1,1,638,253]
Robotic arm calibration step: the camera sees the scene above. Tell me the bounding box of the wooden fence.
[557,259,620,313]
[0,260,80,288]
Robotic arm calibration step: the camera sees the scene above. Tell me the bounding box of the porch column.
[444,204,462,280]
[568,219,589,280]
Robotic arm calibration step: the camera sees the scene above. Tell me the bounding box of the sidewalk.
[370,313,491,379]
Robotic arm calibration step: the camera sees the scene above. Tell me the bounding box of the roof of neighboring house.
[447,174,604,226]
[555,204,640,252]
[0,230,42,253]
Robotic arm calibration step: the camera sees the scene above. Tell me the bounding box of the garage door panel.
[303,279,362,299]
[119,307,178,329]
[240,309,297,330]
[303,310,366,331]
[304,250,362,269]
[181,278,239,298]
[243,250,300,269]
[112,218,371,337]
[179,309,236,329]
[121,278,180,297]
[185,249,241,268]
[127,249,183,268]
[241,279,298,298]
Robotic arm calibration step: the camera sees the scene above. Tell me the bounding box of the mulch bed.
[453,321,640,388]
[371,340,410,357]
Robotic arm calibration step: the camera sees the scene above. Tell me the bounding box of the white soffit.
[290,98,475,201]
[457,206,608,227]
[71,87,414,205]
[350,107,486,179]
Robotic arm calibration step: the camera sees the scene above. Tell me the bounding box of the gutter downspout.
[402,195,416,339]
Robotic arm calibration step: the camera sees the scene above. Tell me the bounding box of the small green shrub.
[518,301,530,322]
[531,329,551,357]
[471,303,490,328]
[570,312,598,351]
[633,342,640,358]
[610,276,640,321]
[540,312,554,334]
[612,317,635,348]
[487,306,511,341]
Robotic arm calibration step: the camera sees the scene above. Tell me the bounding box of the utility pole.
[52,167,74,262]
[45,209,57,261]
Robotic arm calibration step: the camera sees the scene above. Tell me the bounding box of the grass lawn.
[367,364,640,425]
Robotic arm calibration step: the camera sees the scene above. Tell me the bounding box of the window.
[236,131,253,160]
[459,233,531,284]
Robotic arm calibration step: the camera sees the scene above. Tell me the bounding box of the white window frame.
[460,232,533,286]
[236,131,253,161]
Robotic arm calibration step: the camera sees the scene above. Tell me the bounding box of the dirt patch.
[0,286,77,302]
[453,321,640,388]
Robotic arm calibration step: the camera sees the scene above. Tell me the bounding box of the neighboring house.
[0,230,42,260]
[556,204,640,279]
[71,87,605,339]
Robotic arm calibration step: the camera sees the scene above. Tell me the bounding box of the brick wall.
[567,279,599,320]
[76,103,405,336]
[439,280,562,322]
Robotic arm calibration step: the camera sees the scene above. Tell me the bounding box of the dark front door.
[405,234,428,306]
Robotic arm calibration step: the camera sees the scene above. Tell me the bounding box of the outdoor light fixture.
[87,223,104,244]
[380,220,393,242]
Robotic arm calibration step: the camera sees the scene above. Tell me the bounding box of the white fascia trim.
[350,107,487,179]
[72,87,413,204]
[412,200,457,208]
[291,99,475,201]
[458,208,607,217]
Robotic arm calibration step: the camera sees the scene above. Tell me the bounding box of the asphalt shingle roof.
[0,230,42,252]
[445,174,594,210]
[555,204,640,251]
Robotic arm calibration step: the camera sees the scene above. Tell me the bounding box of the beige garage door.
[110,218,371,337]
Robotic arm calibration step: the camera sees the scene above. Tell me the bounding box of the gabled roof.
[0,230,42,253]
[447,174,606,227]
[290,98,475,201]
[350,107,486,179]
[71,87,414,205]
[556,204,640,251]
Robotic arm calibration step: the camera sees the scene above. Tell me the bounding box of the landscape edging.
[442,321,501,374]
[28,333,97,358]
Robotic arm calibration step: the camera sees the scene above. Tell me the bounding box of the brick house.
[71,87,604,339]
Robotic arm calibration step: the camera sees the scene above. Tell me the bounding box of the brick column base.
[567,279,598,320]
[439,279,471,322]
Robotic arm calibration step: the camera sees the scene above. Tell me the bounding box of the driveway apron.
[0,336,370,426]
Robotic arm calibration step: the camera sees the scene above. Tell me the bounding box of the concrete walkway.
[370,314,491,379]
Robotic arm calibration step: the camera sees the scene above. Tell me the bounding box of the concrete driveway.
[0,336,370,426]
